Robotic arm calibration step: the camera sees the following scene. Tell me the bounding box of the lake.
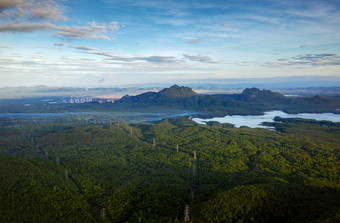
[192,111,340,129]
[2,110,340,127]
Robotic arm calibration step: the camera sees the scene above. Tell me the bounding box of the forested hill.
[118,85,197,103]
[1,117,340,222]
[113,85,340,116]
[237,87,287,102]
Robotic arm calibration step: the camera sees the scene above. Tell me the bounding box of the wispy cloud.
[69,45,97,51]
[0,44,14,49]
[282,1,338,20]
[0,22,120,40]
[55,22,119,40]
[54,43,65,46]
[132,0,190,17]
[137,56,180,64]
[183,54,220,64]
[188,38,204,44]
[264,53,340,67]
[84,50,184,65]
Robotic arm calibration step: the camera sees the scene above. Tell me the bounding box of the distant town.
[48,97,119,104]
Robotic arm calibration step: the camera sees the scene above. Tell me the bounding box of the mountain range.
[1,85,339,116]
[113,85,340,116]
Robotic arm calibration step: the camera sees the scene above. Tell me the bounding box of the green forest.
[0,116,339,222]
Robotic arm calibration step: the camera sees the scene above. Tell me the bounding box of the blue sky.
[0,0,340,87]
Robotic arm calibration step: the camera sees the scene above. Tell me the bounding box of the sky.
[0,0,340,87]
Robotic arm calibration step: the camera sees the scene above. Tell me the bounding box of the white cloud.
[0,0,66,22]
[0,0,22,11]
[28,1,66,22]
[0,23,57,32]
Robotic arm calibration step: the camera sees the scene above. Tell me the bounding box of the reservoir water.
[193,111,340,129]
[1,110,339,127]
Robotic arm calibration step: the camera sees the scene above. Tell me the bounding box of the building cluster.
[66,97,93,103]
[59,97,118,104]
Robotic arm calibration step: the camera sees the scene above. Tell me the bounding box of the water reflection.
[193,111,340,129]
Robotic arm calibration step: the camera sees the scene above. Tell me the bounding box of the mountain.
[1,86,340,116]
[158,85,197,99]
[117,85,197,103]
[240,88,286,101]
[115,86,340,116]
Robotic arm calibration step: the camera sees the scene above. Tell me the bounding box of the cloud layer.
[0,0,119,40]
[87,50,184,65]
[1,0,340,87]
[0,0,66,22]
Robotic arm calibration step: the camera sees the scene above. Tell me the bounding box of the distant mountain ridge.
[1,83,340,99]
[1,85,340,116]
[117,86,286,103]
[0,86,163,99]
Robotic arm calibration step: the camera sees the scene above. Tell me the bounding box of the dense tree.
[0,116,339,222]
